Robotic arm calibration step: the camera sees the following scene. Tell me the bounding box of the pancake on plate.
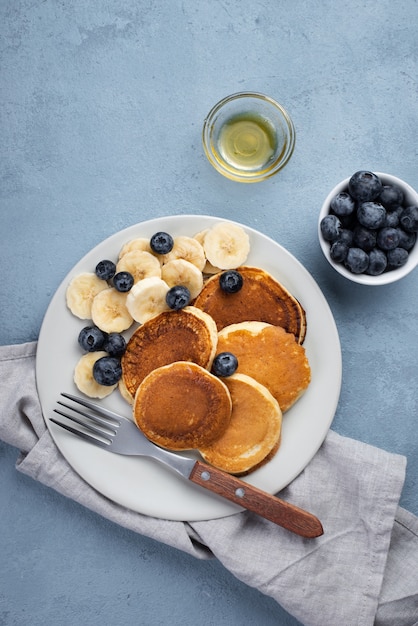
[193,266,307,344]
[133,361,232,450]
[216,321,311,413]
[121,306,217,400]
[199,373,282,475]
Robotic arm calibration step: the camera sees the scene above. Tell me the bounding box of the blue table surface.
[1,1,417,624]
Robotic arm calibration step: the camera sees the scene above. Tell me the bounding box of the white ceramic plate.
[36,215,342,521]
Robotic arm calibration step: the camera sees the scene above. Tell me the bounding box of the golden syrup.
[216,112,278,173]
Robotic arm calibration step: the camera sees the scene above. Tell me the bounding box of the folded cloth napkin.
[1,342,417,626]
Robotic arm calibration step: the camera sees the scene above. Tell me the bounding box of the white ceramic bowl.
[318,172,418,285]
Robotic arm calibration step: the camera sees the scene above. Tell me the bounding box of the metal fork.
[50,393,323,538]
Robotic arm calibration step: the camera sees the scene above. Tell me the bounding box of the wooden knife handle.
[189,460,323,538]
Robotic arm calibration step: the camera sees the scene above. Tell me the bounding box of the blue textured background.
[1,1,417,624]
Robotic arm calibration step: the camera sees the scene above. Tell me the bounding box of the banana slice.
[161,236,206,271]
[118,237,154,259]
[203,222,250,269]
[116,250,161,283]
[194,229,222,275]
[126,276,170,324]
[161,259,204,300]
[91,287,133,333]
[66,272,108,319]
[74,351,118,399]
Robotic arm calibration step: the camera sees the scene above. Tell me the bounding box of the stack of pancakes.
[121,267,310,475]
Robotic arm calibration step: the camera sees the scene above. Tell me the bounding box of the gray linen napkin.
[1,342,417,626]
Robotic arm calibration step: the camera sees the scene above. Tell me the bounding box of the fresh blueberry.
[320,214,341,242]
[113,271,134,292]
[348,171,383,202]
[378,184,404,209]
[366,249,387,276]
[219,270,244,294]
[387,247,409,269]
[357,202,386,229]
[150,232,174,255]
[330,192,356,217]
[397,228,416,251]
[377,227,400,251]
[93,356,122,386]
[78,326,107,352]
[212,352,238,377]
[330,241,349,263]
[103,332,126,357]
[338,228,355,246]
[344,248,369,274]
[95,260,116,281]
[384,211,400,228]
[353,226,377,252]
[166,285,191,310]
[400,206,418,233]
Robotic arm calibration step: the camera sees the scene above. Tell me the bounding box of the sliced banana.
[126,276,170,324]
[66,272,108,319]
[161,258,204,300]
[118,237,154,260]
[118,377,134,405]
[74,351,117,399]
[161,236,206,271]
[116,250,161,283]
[91,287,133,333]
[194,229,222,274]
[203,222,250,269]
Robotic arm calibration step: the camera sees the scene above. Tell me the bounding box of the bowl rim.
[318,172,418,285]
[202,91,295,183]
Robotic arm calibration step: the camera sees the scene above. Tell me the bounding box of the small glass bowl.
[202,92,295,183]
[318,172,418,285]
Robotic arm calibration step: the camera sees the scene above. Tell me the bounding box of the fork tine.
[60,392,123,423]
[50,417,110,449]
[53,407,115,441]
[56,400,118,432]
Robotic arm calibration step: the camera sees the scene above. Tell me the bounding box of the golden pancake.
[216,321,311,412]
[121,306,217,399]
[193,266,307,344]
[199,373,282,475]
[133,361,232,450]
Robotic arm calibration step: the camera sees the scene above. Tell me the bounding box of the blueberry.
[78,326,107,352]
[353,226,377,252]
[113,271,134,292]
[320,214,341,242]
[330,192,356,217]
[150,232,174,255]
[378,184,404,210]
[95,260,116,281]
[348,171,383,202]
[366,249,387,276]
[219,270,244,294]
[387,247,409,269]
[400,206,418,233]
[166,285,191,310]
[377,227,400,251]
[212,352,238,377]
[93,356,122,386]
[384,211,400,228]
[344,248,369,274]
[338,228,354,246]
[330,240,349,263]
[357,202,386,229]
[103,332,126,357]
[397,228,416,251]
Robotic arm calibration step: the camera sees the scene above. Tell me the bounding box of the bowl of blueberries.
[318,171,418,285]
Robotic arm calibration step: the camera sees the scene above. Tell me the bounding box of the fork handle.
[189,460,323,538]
